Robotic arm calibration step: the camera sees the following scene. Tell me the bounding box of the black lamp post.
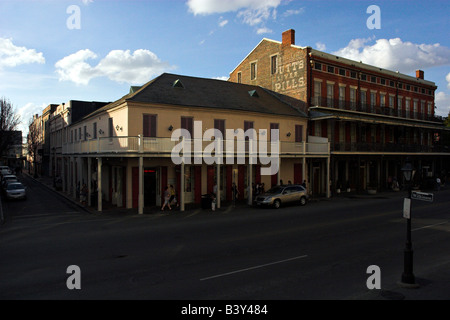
[400,160,417,286]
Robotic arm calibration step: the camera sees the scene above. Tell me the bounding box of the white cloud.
[187,0,281,28]
[82,0,93,5]
[315,42,326,51]
[218,17,228,27]
[213,76,229,81]
[55,49,175,85]
[435,91,450,117]
[16,102,48,135]
[0,38,45,69]
[256,27,273,35]
[446,72,450,89]
[283,8,304,17]
[333,37,450,74]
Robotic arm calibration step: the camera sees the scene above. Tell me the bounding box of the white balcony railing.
[62,136,330,156]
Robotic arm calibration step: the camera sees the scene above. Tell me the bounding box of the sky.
[1,0,449,139]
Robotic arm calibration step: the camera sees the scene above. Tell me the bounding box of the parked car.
[0,167,12,177]
[4,182,26,200]
[2,174,17,190]
[255,184,308,209]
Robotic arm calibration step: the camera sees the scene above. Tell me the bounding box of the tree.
[444,110,450,127]
[27,115,42,177]
[0,97,21,157]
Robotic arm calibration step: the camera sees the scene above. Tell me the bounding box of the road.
[1,174,449,303]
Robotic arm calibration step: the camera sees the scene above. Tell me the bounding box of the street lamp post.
[400,160,417,286]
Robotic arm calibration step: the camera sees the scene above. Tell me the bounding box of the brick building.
[229,29,449,194]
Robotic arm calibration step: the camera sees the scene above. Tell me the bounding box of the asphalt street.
[1,174,449,303]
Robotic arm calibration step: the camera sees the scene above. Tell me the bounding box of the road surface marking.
[412,221,448,232]
[200,255,308,281]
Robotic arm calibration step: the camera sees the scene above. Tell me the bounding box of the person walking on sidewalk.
[161,186,172,211]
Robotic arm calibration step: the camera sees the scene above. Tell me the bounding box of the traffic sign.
[411,191,433,202]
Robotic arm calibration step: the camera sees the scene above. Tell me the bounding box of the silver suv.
[255,185,308,209]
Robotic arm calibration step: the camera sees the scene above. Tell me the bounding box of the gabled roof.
[128,73,306,117]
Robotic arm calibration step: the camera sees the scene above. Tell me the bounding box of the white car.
[5,182,27,200]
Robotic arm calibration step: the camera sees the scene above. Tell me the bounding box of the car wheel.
[273,199,281,209]
[300,196,307,206]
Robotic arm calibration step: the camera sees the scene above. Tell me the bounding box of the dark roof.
[88,73,307,119]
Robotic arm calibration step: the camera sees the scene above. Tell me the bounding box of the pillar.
[138,156,143,214]
[97,157,102,212]
[88,157,92,207]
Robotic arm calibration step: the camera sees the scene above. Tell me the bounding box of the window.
[271,55,277,75]
[350,71,357,79]
[398,83,403,89]
[370,92,376,112]
[339,86,345,109]
[250,62,257,80]
[389,80,395,87]
[295,125,303,142]
[389,96,395,109]
[360,90,367,110]
[93,122,97,139]
[108,118,114,137]
[360,74,367,81]
[314,62,322,71]
[380,78,386,85]
[237,72,242,84]
[71,130,74,143]
[143,114,157,137]
[244,121,254,131]
[79,127,81,140]
[414,86,418,92]
[413,100,418,119]
[397,97,403,116]
[370,76,377,83]
[339,68,346,76]
[214,119,225,137]
[83,126,87,141]
[327,83,334,107]
[313,80,321,105]
[421,88,425,94]
[405,99,411,117]
[270,123,279,141]
[380,93,385,108]
[406,84,411,91]
[350,88,356,110]
[314,121,321,137]
[327,66,334,73]
[244,121,254,141]
[181,117,193,137]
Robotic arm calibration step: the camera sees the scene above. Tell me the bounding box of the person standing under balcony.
[161,186,172,211]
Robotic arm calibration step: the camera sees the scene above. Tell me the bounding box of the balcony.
[332,142,449,153]
[311,96,442,122]
[62,136,330,157]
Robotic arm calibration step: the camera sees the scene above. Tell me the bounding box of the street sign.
[411,191,434,202]
[403,198,411,219]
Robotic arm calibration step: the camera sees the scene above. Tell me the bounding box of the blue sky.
[1,0,449,137]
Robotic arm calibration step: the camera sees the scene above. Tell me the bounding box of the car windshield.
[265,187,284,194]
[7,183,24,190]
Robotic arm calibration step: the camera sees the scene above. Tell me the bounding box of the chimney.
[282,29,295,47]
[416,70,424,79]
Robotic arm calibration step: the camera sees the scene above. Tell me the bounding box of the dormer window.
[173,79,184,88]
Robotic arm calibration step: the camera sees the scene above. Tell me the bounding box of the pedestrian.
[169,185,175,204]
[232,182,239,204]
[80,183,88,206]
[161,186,172,211]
